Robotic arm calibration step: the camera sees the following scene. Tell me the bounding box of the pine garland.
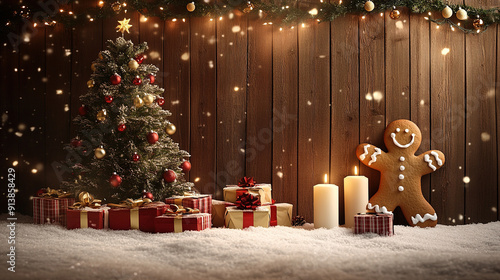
[0,0,498,39]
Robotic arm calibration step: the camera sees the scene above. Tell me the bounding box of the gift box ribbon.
[38,187,72,199]
[163,205,200,233]
[69,192,102,209]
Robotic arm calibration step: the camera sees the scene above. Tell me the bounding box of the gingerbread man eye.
[405,129,409,133]
[396,128,400,132]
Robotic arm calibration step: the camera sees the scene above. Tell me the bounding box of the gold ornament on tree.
[87,79,95,88]
[95,146,106,159]
[165,122,176,135]
[364,1,375,12]
[91,63,97,72]
[128,59,139,70]
[186,2,196,12]
[243,1,255,13]
[134,95,144,108]
[96,109,107,121]
[389,7,400,20]
[456,8,467,21]
[473,17,484,30]
[98,52,104,60]
[442,6,453,19]
[143,94,154,105]
[112,2,122,13]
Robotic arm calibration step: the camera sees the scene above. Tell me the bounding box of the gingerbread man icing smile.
[356,120,445,228]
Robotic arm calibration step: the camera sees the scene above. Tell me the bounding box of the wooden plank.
[298,19,330,222]
[45,23,72,188]
[18,27,46,215]
[272,26,298,213]
[385,8,410,225]
[359,11,385,201]
[139,17,164,87]
[163,19,190,153]
[409,13,431,203]
[0,35,20,214]
[498,22,500,222]
[216,13,247,190]
[246,14,273,184]
[189,17,217,196]
[465,0,497,223]
[429,0,465,225]
[330,14,359,226]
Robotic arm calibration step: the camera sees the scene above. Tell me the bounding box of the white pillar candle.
[344,166,369,228]
[314,174,339,229]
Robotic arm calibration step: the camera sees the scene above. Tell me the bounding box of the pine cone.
[292,215,306,227]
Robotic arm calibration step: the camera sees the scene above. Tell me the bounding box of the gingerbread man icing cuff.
[356,119,445,228]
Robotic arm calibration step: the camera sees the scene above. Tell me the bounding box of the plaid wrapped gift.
[212,199,236,227]
[33,197,75,226]
[108,202,167,233]
[261,203,293,227]
[67,207,109,229]
[354,213,394,236]
[154,213,212,233]
[165,195,212,214]
[223,184,273,205]
[225,206,270,229]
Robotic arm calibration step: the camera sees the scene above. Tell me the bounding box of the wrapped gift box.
[354,213,394,236]
[154,213,211,233]
[33,197,75,226]
[223,184,273,204]
[261,203,293,227]
[225,206,270,229]
[165,195,212,214]
[67,207,109,229]
[108,202,167,232]
[212,199,236,227]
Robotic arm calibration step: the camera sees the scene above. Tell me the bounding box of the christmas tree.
[62,19,193,202]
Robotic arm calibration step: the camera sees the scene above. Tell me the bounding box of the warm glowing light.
[324,174,328,183]
[339,0,342,3]
[12,161,18,166]
[122,2,127,7]
[194,177,201,182]
[301,23,305,28]
[291,26,294,29]
[172,18,177,22]
[424,17,429,20]
[233,86,239,92]
[354,166,358,175]
[441,48,450,55]
[31,169,38,174]
[33,23,37,27]
[209,18,213,21]
[279,27,283,31]
[309,8,318,16]
[428,12,432,16]
[90,18,94,22]
[160,7,164,10]
[436,25,440,29]
[98,1,104,7]
[219,16,223,21]
[69,11,73,15]
[380,13,384,17]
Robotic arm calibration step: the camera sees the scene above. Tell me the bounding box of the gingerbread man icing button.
[355,119,445,228]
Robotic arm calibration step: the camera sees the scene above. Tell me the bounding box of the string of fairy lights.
[0,0,499,37]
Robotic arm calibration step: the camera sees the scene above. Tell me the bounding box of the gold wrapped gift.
[261,203,293,227]
[223,184,273,204]
[224,206,270,229]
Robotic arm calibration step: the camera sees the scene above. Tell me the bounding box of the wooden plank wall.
[1,2,499,225]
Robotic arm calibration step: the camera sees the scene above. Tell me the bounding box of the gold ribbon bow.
[38,187,72,198]
[69,192,102,209]
[107,198,152,209]
[164,204,200,217]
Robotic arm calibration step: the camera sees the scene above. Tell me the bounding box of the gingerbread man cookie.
[356,120,445,228]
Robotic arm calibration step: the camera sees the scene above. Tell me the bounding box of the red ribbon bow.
[237,177,256,188]
[236,192,261,210]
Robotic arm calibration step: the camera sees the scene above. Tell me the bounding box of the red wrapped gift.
[165,195,212,214]
[154,213,211,233]
[33,197,75,226]
[67,207,109,229]
[354,213,394,236]
[108,202,167,232]
[212,199,236,227]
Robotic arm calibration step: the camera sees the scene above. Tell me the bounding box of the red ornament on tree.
[133,76,142,85]
[78,105,87,116]
[117,123,126,132]
[110,73,121,85]
[156,97,165,106]
[180,161,191,173]
[147,131,159,144]
[132,153,140,162]
[109,172,122,187]
[71,138,82,147]
[148,74,155,84]
[163,169,177,183]
[142,191,154,200]
[105,95,114,103]
[135,54,145,64]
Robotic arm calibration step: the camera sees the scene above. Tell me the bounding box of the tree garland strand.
[1,0,498,38]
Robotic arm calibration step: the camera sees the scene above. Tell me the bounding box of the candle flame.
[354,166,358,175]
[324,174,328,183]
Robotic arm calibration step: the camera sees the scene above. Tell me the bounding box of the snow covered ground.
[1,214,500,280]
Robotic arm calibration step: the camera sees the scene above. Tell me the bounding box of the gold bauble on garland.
[473,18,484,30]
[187,2,196,12]
[364,1,375,12]
[456,8,468,21]
[143,94,155,105]
[165,122,176,135]
[112,2,122,13]
[95,146,106,159]
[134,95,144,108]
[442,6,453,19]
[389,7,400,20]
[243,1,255,13]
[96,109,107,121]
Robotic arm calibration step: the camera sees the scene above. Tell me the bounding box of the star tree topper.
[116,18,132,36]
